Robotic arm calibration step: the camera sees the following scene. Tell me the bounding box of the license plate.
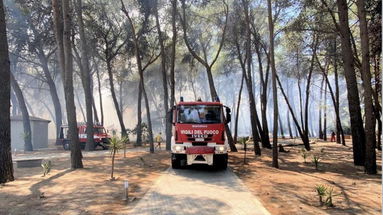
[195,138,204,142]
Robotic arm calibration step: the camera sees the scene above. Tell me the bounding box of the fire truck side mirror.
[168,106,175,125]
[225,107,231,124]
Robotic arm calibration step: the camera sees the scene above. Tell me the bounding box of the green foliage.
[41,160,51,177]
[315,184,326,205]
[312,154,321,170]
[129,123,149,142]
[315,185,339,207]
[300,148,308,163]
[108,136,126,154]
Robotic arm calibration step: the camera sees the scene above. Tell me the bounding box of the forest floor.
[0,149,169,215]
[230,139,382,215]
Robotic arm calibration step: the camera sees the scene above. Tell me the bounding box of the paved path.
[129,167,270,215]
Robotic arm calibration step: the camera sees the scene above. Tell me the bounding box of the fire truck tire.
[63,142,70,151]
[214,154,228,170]
[171,154,181,169]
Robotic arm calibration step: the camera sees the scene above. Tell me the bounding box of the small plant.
[315,185,339,207]
[312,154,321,170]
[300,148,308,163]
[315,184,327,206]
[324,186,340,207]
[41,160,51,177]
[109,136,127,180]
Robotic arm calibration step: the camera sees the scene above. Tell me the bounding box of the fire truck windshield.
[177,105,222,124]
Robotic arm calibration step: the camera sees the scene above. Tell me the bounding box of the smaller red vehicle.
[56,123,111,150]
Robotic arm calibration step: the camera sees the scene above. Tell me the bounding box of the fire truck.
[57,123,111,150]
[169,97,231,169]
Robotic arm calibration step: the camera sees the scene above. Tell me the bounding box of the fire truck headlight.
[218,146,225,152]
[175,145,182,152]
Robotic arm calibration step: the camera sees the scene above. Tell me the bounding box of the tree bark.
[120,2,154,152]
[356,0,377,174]
[10,73,33,151]
[323,81,327,141]
[136,82,143,146]
[95,66,104,125]
[154,0,170,151]
[169,0,176,139]
[0,0,14,183]
[336,0,366,166]
[106,60,127,137]
[75,0,94,151]
[234,74,245,145]
[53,0,83,168]
[287,110,293,139]
[267,0,279,168]
[37,52,62,140]
[318,77,324,139]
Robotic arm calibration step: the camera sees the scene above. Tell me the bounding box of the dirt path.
[129,167,270,215]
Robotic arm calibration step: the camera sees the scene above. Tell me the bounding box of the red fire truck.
[169,97,231,169]
[57,123,111,150]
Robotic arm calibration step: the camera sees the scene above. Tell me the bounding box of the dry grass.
[229,139,382,215]
[0,151,170,215]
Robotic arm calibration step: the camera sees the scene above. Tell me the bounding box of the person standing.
[155,132,163,149]
[330,131,336,142]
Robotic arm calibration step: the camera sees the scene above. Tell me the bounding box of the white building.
[11,116,50,151]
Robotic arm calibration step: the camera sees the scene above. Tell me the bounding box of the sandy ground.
[0,150,169,215]
[229,139,382,215]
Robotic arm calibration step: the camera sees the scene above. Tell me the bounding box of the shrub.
[312,154,321,170]
[315,184,327,206]
[300,148,308,163]
[41,160,51,177]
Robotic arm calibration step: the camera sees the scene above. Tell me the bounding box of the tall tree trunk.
[267,0,278,168]
[234,74,245,145]
[121,5,154,152]
[96,66,104,125]
[11,90,18,116]
[374,55,382,150]
[75,91,86,121]
[332,39,345,145]
[0,0,14,183]
[106,60,127,136]
[37,52,62,140]
[323,81,327,141]
[55,0,83,168]
[169,0,176,129]
[255,42,271,149]
[10,73,33,151]
[75,0,94,151]
[277,75,311,150]
[239,0,262,154]
[373,56,381,150]
[279,115,284,139]
[154,0,170,151]
[287,110,293,139]
[356,0,377,174]
[92,95,99,123]
[136,82,142,146]
[336,0,366,166]
[318,77,324,139]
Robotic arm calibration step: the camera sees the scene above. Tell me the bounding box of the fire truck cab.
[169,97,231,169]
[57,123,111,150]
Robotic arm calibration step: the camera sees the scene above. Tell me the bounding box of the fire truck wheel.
[63,142,70,151]
[171,154,181,169]
[214,154,228,170]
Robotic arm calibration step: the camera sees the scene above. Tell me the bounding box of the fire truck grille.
[192,142,208,146]
[186,134,213,142]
